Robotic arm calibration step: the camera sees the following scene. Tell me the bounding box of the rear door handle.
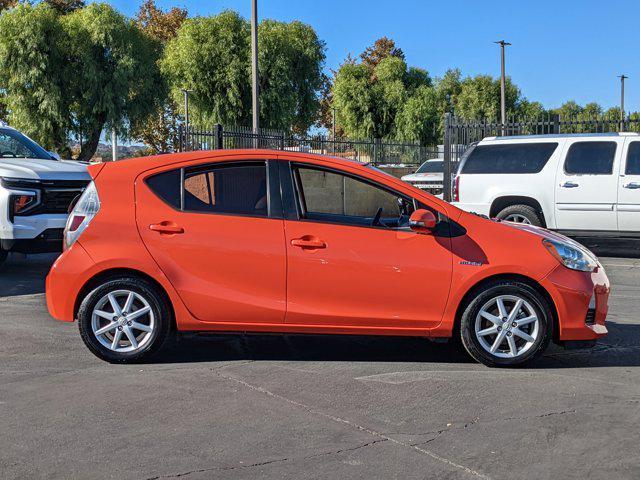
[624,182,640,189]
[291,236,326,249]
[149,221,184,234]
[561,181,579,188]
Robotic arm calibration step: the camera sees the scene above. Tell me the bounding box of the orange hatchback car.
[46,150,609,367]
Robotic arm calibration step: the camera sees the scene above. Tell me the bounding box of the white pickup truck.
[0,124,90,267]
[452,133,640,235]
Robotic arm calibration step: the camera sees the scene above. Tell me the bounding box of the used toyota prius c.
[45,150,610,367]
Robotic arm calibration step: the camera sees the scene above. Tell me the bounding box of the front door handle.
[624,182,640,189]
[291,236,326,250]
[149,221,184,234]
[561,181,579,188]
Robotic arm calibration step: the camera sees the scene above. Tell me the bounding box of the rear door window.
[461,143,558,174]
[625,142,640,175]
[564,142,616,175]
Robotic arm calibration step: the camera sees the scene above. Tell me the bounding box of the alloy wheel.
[504,213,532,224]
[91,289,155,353]
[474,294,539,359]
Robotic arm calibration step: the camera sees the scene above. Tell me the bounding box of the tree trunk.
[77,117,105,162]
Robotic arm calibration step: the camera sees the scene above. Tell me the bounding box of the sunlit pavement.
[1,252,639,480]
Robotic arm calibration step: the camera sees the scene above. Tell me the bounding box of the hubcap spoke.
[508,299,523,321]
[480,311,502,326]
[130,321,152,332]
[94,309,114,321]
[516,315,537,326]
[496,298,508,319]
[512,328,535,343]
[111,329,122,350]
[122,292,135,314]
[108,293,122,316]
[127,306,151,321]
[95,322,118,335]
[490,330,507,353]
[478,326,498,337]
[123,326,138,349]
[507,335,518,357]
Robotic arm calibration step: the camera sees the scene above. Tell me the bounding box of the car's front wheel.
[459,280,552,367]
[77,277,171,363]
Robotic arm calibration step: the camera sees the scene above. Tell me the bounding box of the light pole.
[251,0,259,138]
[495,40,511,132]
[111,128,117,162]
[619,74,628,130]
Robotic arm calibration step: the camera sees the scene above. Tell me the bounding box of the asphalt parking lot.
[1,250,640,480]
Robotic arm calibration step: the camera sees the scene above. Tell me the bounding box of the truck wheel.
[495,204,543,226]
[459,280,552,367]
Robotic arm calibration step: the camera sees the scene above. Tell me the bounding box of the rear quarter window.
[461,143,558,174]
[145,169,181,209]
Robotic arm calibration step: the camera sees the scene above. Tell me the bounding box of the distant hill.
[69,142,149,161]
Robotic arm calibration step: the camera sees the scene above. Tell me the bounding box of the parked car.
[452,133,640,234]
[401,158,457,195]
[0,124,90,266]
[46,150,609,367]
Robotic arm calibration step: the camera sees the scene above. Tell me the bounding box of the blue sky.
[103,0,640,112]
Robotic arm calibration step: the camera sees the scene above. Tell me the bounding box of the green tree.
[394,85,439,145]
[0,3,70,153]
[162,11,251,126]
[516,99,546,119]
[63,3,164,160]
[331,43,432,140]
[454,74,520,120]
[360,36,404,71]
[131,0,187,153]
[43,0,84,14]
[257,19,325,133]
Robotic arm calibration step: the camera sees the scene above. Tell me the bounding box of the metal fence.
[442,112,640,201]
[178,124,440,166]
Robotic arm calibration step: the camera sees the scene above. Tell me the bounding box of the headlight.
[542,238,598,272]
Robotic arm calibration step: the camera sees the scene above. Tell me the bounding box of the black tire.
[495,204,543,227]
[77,277,171,363]
[459,280,552,367]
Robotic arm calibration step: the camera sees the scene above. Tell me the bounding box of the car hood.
[0,158,90,181]
[499,220,596,254]
[401,172,443,182]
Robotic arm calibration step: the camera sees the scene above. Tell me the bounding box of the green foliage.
[43,0,85,14]
[0,2,163,160]
[0,3,69,153]
[332,43,433,141]
[455,75,520,120]
[394,85,439,145]
[162,12,325,133]
[257,19,326,133]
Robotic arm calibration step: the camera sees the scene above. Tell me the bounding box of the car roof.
[482,132,640,142]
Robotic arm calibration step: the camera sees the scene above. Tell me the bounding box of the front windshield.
[0,128,54,160]
[416,161,443,173]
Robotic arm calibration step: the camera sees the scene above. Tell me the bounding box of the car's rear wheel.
[77,277,171,363]
[495,204,543,226]
[459,280,552,367]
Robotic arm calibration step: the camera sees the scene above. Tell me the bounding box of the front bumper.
[541,263,610,342]
[1,228,63,253]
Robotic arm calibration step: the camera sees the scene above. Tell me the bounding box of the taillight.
[452,175,460,202]
[63,181,100,250]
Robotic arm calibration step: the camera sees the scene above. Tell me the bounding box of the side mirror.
[409,209,437,234]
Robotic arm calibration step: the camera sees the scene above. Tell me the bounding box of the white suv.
[452,133,640,234]
[0,124,90,266]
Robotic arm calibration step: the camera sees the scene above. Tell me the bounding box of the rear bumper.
[46,242,95,322]
[541,264,610,342]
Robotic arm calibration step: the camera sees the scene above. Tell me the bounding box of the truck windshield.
[416,161,443,173]
[0,128,55,160]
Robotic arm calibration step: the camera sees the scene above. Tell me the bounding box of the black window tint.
[146,169,181,209]
[564,142,616,175]
[294,166,417,228]
[626,142,640,175]
[461,143,558,174]
[183,162,267,216]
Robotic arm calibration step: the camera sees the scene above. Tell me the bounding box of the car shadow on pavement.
[150,320,640,368]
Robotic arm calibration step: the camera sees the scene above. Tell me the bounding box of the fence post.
[443,113,452,202]
[280,132,285,151]
[551,114,560,134]
[178,124,183,152]
[213,124,223,149]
